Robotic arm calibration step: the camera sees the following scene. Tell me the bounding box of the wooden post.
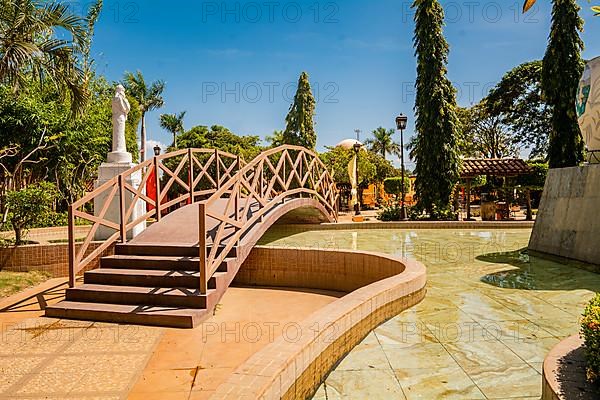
[118,174,127,243]
[188,148,195,203]
[234,181,239,221]
[215,149,221,189]
[68,205,76,288]
[235,155,241,223]
[466,178,472,221]
[199,202,208,295]
[260,162,265,223]
[154,156,161,221]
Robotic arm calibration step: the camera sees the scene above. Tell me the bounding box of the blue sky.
[88,0,600,168]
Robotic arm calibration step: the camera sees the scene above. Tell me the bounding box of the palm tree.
[0,0,99,115]
[123,71,165,162]
[523,0,598,14]
[160,111,186,148]
[364,127,402,160]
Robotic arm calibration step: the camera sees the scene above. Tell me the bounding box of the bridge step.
[66,284,213,309]
[115,243,196,257]
[45,301,203,329]
[101,255,201,271]
[115,243,237,258]
[84,268,202,289]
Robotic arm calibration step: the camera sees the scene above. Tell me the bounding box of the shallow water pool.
[259,227,600,399]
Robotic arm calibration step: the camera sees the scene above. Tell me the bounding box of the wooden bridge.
[45,146,338,328]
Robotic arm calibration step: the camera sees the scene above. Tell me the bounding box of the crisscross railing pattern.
[68,148,243,287]
[198,145,338,293]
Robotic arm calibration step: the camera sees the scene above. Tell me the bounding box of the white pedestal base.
[94,162,146,241]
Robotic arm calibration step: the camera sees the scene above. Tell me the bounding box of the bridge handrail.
[67,148,243,287]
[197,145,339,294]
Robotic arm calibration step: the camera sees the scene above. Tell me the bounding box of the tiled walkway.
[0,280,340,399]
[259,228,598,400]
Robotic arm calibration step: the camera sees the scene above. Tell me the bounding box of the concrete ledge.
[213,247,427,399]
[542,334,600,400]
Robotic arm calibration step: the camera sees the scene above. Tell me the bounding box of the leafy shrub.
[582,294,600,382]
[377,201,405,222]
[408,204,458,221]
[5,182,59,245]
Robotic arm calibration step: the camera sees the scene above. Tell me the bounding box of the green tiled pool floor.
[259,228,599,399]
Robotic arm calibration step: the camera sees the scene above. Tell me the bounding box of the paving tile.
[16,371,86,395]
[325,369,406,399]
[443,339,526,370]
[465,363,542,399]
[393,366,486,400]
[129,369,195,394]
[499,336,560,363]
[382,342,456,370]
[335,343,391,371]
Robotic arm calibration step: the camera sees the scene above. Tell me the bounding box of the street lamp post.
[353,142,362,216]
[153,145,161,157]
[396,114,409,221]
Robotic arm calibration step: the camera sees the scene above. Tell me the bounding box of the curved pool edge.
[542,334,600,400]
[210,247,427,399]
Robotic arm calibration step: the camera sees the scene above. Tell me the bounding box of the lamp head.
[396,114,408,131]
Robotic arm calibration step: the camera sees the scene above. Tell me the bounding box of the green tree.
[6,182,59,245]
[319,147,377,187]
[365,127,401,160]
[160,111,186,148]
[0,0,101,115]
[458,102,519,159]
[486,61,551,159]
[383,177,411,198]
[542,0,585,168]
[283,72,317,149]
[265,130,284,148]
[516,162,548,220]
[176,125,262,160]
[123,71,165,162]
[412,0,461,217]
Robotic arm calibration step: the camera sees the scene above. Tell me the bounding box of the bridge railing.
[198,145,339,294]
[68,148,243,287]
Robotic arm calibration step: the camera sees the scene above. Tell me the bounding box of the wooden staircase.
[46,243,239,328]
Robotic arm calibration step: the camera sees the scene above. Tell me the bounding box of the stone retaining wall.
[0,242,114,277]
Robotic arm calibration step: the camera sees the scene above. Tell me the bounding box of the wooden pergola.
[461,158,532,220]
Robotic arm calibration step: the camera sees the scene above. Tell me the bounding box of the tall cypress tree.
[283,72,317,149]
[412,0,460,216]
[542,0,585,169]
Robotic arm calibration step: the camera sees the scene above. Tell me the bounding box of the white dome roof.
[336,139,363,150]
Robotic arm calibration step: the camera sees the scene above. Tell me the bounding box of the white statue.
[577,56,600,160]
[108,84,132,163]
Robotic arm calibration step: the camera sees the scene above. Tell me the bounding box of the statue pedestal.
[94,161,146,241]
